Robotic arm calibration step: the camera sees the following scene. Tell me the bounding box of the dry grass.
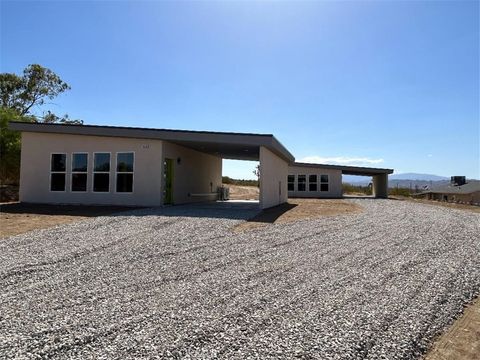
[233,198,362,232]
[0,203,135,238]
[391,197,480,214]
[226,184,259,200]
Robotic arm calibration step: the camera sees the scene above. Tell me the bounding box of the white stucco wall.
[287,165,343,198]
[19,132,164,206]
[162,142,222,205]
[259,146,288,209]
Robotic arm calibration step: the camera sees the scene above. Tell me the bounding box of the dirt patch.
[233,198,362,232]
[226,184,259,200]
[0,202,136,238]
[424,297,480,360]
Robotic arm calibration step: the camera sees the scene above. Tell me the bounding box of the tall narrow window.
[320,174,329,191]
[50,153,66,191]
[309,175,317,191]
[71,153,88,192]
[93,153,110,192]
[287,175,295,191]
[298,175,306,191]
[116,152,134,193]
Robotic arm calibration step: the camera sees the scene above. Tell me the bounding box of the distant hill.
[389,173,449,181]
[342,173,451,189]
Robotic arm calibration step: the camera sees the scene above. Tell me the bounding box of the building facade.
[10,122,393,208]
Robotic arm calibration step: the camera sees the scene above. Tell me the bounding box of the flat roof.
[292,162,394,176]
[9,122,295,162]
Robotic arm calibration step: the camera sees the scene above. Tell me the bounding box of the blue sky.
[1,1,479,179]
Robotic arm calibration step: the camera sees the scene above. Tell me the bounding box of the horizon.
[1,1,478,179]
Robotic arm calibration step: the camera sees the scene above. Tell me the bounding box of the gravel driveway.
[1,200,479,359]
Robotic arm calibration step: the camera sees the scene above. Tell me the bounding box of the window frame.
[298,174,306,192]
[287,175,295,192]
[49,152,67,192]
[71,152,88,192]
[320,174,329,192]
[309,174,318,192]
[92,152,111,193]
[115,151,135,194]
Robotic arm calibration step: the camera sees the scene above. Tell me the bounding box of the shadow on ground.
[0,202,138,217]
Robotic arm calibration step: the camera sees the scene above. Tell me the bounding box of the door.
[163,158,174,205]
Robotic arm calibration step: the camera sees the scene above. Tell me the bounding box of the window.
[50,153,66,191]
[93,153,110,192]
[116,152,134,192]
[298,175,306,191]
[320,174,329,192]
[288,175,295,191]
[71,153,88,192]
[309,175,317,191]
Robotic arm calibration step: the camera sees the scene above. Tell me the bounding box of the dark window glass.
[93,173,109,192]
[117,153,134,172]
[50,173,65,191]
[298,175,306,191]
[94,153,110,172]
[51,154,66,172]
[309,175,317,183]
[321,183,329,192]
[72,153,88,172]
[72,174,87,192]
[320,175,329,183]
[287,175,294,191]
[116,174,133,192]
[309,183,317,191]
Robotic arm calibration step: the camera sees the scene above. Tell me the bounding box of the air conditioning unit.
[217,186,230,201]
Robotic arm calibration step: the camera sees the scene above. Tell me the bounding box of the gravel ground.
[1,199,479,359]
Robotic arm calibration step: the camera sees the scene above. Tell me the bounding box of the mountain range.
[343,173,451,188]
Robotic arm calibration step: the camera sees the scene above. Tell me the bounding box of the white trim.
[92,152,111,193]
[71,152,88,192]
[114,151,135,194]
[49,152,67,192]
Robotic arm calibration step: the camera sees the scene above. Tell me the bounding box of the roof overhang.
[292,162,394,176]
[9,122,295,163]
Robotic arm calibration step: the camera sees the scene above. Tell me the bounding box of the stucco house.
[9,122,393,209]
[415,178,480,205]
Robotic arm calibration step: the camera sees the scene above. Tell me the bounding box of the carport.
[289,162,393,198]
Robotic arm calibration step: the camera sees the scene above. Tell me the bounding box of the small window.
[93,153,110,192]
[116,152,134,192]
[298,175,306,191]
[309,175,317,191]
[50,154,66,191]
[287,175,295,191]
[72,153,88,192]
[320,174,329,192]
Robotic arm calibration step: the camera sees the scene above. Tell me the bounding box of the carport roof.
[292,162,394,176]
[9,122,295,162]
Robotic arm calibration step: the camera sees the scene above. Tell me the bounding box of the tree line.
[0,64,82,184]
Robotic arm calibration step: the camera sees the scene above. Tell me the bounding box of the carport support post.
[259,146,289,209]
[372,174,388,198]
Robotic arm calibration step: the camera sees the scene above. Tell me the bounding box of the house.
[9,122,393,209]
[414,177,480,205]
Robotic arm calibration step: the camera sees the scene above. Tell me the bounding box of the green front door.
[163,158,173,205]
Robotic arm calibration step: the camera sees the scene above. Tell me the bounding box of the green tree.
[0,64,82,184]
